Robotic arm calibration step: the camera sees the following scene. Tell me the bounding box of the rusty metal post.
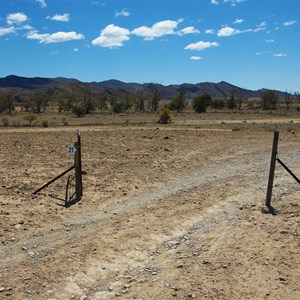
[33,165,75,195]
[265,130,279,215]
[74,129,82,200]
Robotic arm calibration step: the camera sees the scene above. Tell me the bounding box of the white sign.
[67,144,77,155]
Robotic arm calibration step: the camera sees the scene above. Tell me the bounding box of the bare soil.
[0,112,300,300]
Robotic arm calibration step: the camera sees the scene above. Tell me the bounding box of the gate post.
[74,129,83,200]
[265,130,279,215]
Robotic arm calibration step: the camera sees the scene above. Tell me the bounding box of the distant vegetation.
[0,78,300,127]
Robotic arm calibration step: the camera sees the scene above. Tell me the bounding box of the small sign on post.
[67,144,77,155]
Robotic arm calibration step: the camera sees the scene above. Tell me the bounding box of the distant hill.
[0,75,287,100]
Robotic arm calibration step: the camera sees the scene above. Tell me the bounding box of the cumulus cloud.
[115,9,130,17]
[132,19,197,40]
[0,26,15,36]
[184,41,219,51]
[217,26,240,36]
[36,0,47,9]
[190,56,202,60]
[7,12,28,25]
[92,24,130,48]
[49,13,71,22]
[132,20,179,40]
[178,26,199,35]
[205,29,215,34]
[27,31,84,43]
[283,20,297,26]
[211,0,219,4]
[217,26,251,37]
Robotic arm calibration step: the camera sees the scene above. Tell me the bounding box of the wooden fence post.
[74,129,83,200]
[265,130,279,215]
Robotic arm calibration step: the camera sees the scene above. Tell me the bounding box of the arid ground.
[0,112,300,299]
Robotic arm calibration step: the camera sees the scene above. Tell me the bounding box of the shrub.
[42,119,49,127]
[159,107,171,124]
[211,99,225,109]
[112,101,126,113]
[1,117,9,127]
[23,113,38,126]
[62,117,68,125]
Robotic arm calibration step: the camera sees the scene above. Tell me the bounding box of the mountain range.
[0,75,287,100]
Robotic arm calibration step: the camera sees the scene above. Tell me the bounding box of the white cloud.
[233,18,244,24]
[179,26,199,35]
[7,12,28,25]
[115,9,130,17]
[274,53,287,57]
[92,24,130,48]
[184,41,219,51]
[217,26,240,36]
[212,0,245,6]
[190,56,202,60]
[0,26,15,36]
[132,19,197,40]
[49,13,71,22]
[27,31,84,43]
[265,39,274,43]
[224,0,246,6]
[73,48,79,52]
[283,20,297,26]
[217,26,251,37]
[132,20,179,40]
[205,29,215,34]
[258,21,267,27]
[36,0,47,9]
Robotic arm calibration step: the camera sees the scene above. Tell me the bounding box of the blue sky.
[0,0,299,92]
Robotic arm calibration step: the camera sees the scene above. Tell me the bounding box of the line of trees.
[1,88,300,116]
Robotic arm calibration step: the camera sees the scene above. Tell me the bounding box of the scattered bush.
[112,101,126,114]
[62,117,68,126]
[1,117,9,127]
[23,113,38,126]
[211,99,225,109]
[159,107,171,124]
[42,119,49,127]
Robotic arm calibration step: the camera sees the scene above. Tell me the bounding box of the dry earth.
[0,112,300,300]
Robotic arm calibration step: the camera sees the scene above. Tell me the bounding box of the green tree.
[136,89,148,112]
[227,91,237,109]
[72,103,86,117]
[284,91,293,110]
[211,99,225,109]
[123,93,137,111]
[169,91,186,113]
[261,90,279,110]
[149,84,160,111]
[98,95,108,111]
[193,94,212,113]
[111,100,126,113]
[0,93,15,114]
[30,92,49,113]
[23,113,38,126]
